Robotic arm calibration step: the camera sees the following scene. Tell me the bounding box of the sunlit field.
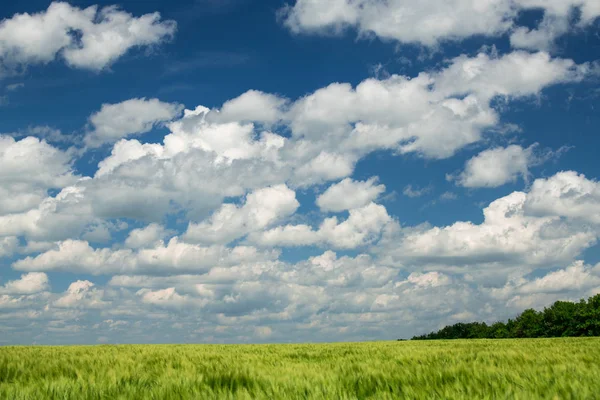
[1,338,599,399]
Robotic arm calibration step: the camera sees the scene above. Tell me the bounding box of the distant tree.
[411,295,600,340]
[574,294,600,336]
[488,322,510,339]
[543,301,578,337]
[512,309,544,338]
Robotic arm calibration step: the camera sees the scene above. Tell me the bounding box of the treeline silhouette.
[412,294,600,340]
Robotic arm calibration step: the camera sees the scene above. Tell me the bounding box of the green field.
[1,338,599,399]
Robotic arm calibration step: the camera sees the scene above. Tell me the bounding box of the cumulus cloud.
[0,184,98,242]
[8,50,580,232]
[137,287,192,309]
[377,173,600,275]
[490,261,600,310]
[85,98,183,148]
[211,90,288,124]
[13,237,280,275]
[0,135,76,215]
[184,185,299,244]
[1,30,599,345]
[455,145,534,188]
[317,177,385,212]
[54,280,108,309]
[125,223,168,249]
[281,0,600,49]
[249,202,392,249]
[525,171,600,224]
[0,2,176,75]
[0,236,18,258]
[0,272,49,295]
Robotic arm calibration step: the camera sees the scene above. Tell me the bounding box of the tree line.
[411,294,600,340]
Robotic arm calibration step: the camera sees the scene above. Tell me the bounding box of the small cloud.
[440,192,458,201]
[403,184,433,198]
[9,125,78,144]
[6,83,24,92]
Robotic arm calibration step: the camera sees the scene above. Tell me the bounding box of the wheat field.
[1,338,599,399]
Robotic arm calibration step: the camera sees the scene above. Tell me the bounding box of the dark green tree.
[410,295,600,340]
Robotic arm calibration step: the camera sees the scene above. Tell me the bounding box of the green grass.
[1,338,599,399]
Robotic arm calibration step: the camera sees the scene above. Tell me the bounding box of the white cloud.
[13,237,280,275]
[211,90,287,124]
[138,287,192,308]
[456,145,533,188]
[185,184,299,244]
[281,0,514,46]
[519,261,600,294]
[285,51,586,160]
[281,0,600,49]
[0,135,76,215]
[0,236,18,258]
[525,171,600,224]
[0,184,97,242]
[377,183,598,275]
[0,272,49,295]
[125,223,168,249]
[0,2,176,75]
[397,272,451,289]
[249,202,392,249]
[22,50,582,229]
[490,261,600,310]
[317,177,385,212]
[85,98,183,148]
[54,280,107,309]
[403,185,432,198]
[433,51,587,101]
[510,15,570,51]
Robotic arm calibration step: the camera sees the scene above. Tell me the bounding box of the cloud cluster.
[85,98,183,148]
[282,0,600,50]
[376,172,600,286]
[0,2,175,76]
[0,1,599,344]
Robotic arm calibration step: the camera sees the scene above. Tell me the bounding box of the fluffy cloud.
[456,145,534,188]
[184,185,299,244]
[6,50,579,231]
[125,223,168,249]
[211,90,288,124]
[0,184,98,241]
[0,236,18,258]
[381,172,599,275]
[281,0,600,49]
[316,177,385,212]
[137,287,192,309]
[54,280,107,309]
[1,27,599,345]
[0,272,49,295]
[85,98,183,148]
[491,261,600,310]
[12,237,280,275]
[249,202,392,249]
[286,51,586,160]
[525,171,600,224]
[2,249,600,344]
[0,2,176,75]
[0,135,76,215]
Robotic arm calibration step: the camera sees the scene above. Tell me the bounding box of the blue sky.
[0,0,600,344]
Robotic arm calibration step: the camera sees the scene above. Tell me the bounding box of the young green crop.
[1,338,599,399]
